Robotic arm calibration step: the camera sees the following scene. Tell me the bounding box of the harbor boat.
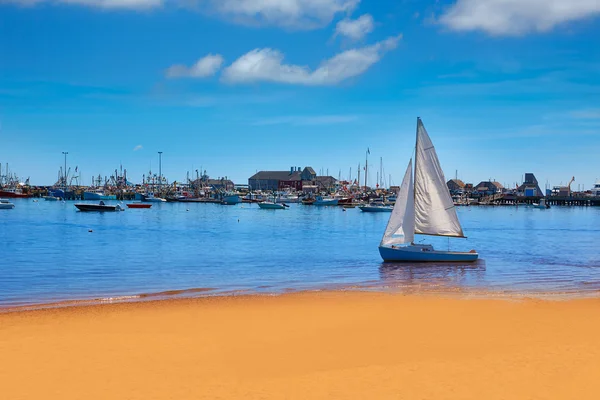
[301,197,316,205]
[0,188,32,198]
[378,118,478,263]
[83,189,117,201]
[532,198,550,209]
[314,196,339,206]
[275,193,299,203]
[221,194,241,205]
[43,196,60,201]
[126,203,152,209]
[0,199,15,209]
[142,193,166,203]
[258,201,287,210]
[359,202,393,212]
[592,180,600,197]
[75,201,124,212]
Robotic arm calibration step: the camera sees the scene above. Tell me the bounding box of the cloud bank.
[440,0,600,36]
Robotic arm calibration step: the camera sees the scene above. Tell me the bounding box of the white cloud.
[1,0,164,9]
[2,0,360,28]
[166,54,224,79]
[439,0,600,36]
[221,34,401,85]
[133,144,143,151]
[204,0,360,28]
[335,14,374,40]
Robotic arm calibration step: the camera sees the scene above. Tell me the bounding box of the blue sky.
[1,0,599,189]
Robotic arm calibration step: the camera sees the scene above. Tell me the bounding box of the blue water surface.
[1,200,599,306]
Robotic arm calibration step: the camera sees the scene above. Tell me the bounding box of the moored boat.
[359,202,393,212]
[0,199,15,209]
[0,188,32,198]
[221,194,241,205]
[43,196,60,201]
[378,118,478,263]
[75,201,124,212]
[258,201,287,210]
[314,196,338,206]
[126,203,152,209]
[142,193,166,203]
[83,189,117,201]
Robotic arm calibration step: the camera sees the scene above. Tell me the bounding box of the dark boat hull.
[75,204,122,212]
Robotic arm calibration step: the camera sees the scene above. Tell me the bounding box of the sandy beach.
[1,291,600,399]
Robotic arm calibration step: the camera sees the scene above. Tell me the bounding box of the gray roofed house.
[518,173,543,197]
[248,167,302,191]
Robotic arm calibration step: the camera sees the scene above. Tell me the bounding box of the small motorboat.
[258,202,288,210]
[43,196,60,201]
[126,203,152,209]
[75,201,124,212]
[141,193,166,202]
[301,197,316,205]
[532,198,550,209]
[359,202,393,212]
[0,199,15,209]
[314,196,338,206]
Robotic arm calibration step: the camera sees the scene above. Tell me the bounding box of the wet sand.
[2,291,600,399]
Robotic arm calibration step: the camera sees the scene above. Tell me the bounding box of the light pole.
[158,151,163,195]
[62,151,68,192]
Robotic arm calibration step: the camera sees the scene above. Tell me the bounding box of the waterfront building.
[248,166,336,191]
[446,179,466,194]
[474,181,504,196]
[518,173,543,197]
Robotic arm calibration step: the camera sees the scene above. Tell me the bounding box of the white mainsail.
[414,118,465,238]
[381,159,415,246]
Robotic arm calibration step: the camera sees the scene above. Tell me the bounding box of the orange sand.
[1,292,600,399]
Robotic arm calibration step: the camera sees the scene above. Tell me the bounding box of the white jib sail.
[381,159,415,246]
[414,118,465,238]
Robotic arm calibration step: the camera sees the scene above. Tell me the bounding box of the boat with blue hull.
[83,189,117,201]
[378,118,478,263]
[314,196,338,206]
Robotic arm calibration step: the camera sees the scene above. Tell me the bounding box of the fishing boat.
[0,188,31,198]
[126,203,152,209]
[378,118,478,263]
[359,202,393,212]
[314,196,338,206]
[83,188,117,201]
[0,199,15,209]
[75,201,124,212]
[258,202,287,210]
[532,198,550,209]
[221,194,241,205]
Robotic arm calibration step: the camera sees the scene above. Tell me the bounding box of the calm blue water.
[1,199,600,307]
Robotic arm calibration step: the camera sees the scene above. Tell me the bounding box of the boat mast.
[413,118,420,240]
[365,149,369,189]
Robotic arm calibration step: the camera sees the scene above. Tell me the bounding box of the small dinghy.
[126,203,152,209]
[75,201,124,212]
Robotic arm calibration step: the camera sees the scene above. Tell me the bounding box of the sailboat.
[378,118,478,262]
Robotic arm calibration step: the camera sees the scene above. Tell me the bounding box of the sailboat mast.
[414,117,420,206]
[365,149,368,189]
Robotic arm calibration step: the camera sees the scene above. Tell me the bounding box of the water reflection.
[378,259,487,290]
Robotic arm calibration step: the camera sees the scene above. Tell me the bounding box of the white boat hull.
[379,244,478,262]
[258,202,286,210]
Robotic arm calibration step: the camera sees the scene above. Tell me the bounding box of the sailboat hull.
[378,245,478,262]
